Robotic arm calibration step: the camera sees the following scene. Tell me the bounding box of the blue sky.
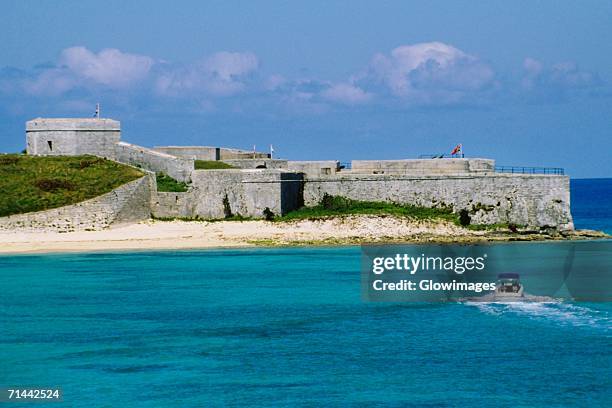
[1,0,611,177]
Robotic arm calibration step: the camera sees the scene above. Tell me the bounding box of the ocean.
[571,178,612,234]
[0,179,610,407]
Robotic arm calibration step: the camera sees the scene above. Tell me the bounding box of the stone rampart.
[153,146,219,161]
[351,158,495,175]
[0,175,153,232]
[222,159,288,169]
[288,161,339,177]
[115,142,194,182]
[151,169,303,219]
[302,173,573,230]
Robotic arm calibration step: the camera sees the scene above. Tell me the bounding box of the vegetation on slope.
[0,154,143,217]
[194,160,235,170]
[279,194,459,223]
[156,173,189,192]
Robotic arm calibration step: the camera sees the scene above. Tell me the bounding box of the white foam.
[466,301,611,331]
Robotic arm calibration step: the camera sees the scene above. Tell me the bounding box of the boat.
[495,273,524,299]
[461,273,557,303]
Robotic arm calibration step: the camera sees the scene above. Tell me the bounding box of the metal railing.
[495,166,564,175]
[418,153,465,159]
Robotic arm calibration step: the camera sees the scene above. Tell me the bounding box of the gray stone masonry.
[115,142,194,182]
[302,172,573,230]
[26,118,120,158]
[0,175,153,232]
[351,158,495,175]
[152,169,303,219]
[287,161,340,177]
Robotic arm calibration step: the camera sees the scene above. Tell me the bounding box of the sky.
[1,0,611,177]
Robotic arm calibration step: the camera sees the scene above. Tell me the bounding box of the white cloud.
[59,46,153,87]
[521,58,598,93]
[202,51,258,81]
[321,83,372,104]
[155,51,258,97]
[22,46,153,95]
[362,42,495,102]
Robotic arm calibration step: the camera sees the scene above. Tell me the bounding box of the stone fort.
[2,116,574,231]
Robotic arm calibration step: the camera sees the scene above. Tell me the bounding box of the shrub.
[69,158,104,170]
[34,178,76,192]
[279,194,458,223]
[0,156,20,165]
[156,173,189,192]
[223,194,233,218]
[263,207,275,221]
[459,209,471,226]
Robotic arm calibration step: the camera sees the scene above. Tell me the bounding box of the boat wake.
[466,301,611,331]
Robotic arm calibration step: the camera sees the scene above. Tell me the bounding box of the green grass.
[156,173,189,192]
[278,194,459,223]
[194,160,235,170]
[0,154,143,217]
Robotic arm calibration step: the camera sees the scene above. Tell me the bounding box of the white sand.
[0,216,483,254]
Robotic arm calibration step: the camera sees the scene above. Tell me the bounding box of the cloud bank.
[0,42,604,116]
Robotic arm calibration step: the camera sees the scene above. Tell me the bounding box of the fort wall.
[351,158,495,175]
[19,117,575,230]
[153,146,219,161]
[153,146,271,161]
[0,175,153,232]
[115,142,194,182]
[302,173,573,230]
[151,170,303,219]
[222,159,288,169]
[287,161,339,177]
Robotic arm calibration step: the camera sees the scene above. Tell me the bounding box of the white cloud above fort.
[0,42,604,115]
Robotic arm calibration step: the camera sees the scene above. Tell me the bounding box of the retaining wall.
[0,176,153,232]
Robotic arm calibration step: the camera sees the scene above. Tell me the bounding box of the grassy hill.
[0,154,144,217]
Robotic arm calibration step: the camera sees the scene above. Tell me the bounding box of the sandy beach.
[0,216,606,255]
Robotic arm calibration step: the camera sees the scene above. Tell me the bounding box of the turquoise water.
[1,247,610,407]
[1,179,611,406]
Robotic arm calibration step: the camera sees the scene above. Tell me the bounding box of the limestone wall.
[0,176,153,232]
[153,146,271,161]
[152,192,193,219]
[115,142,194,182]
[302,173,573,230]
[26,118,120,159]
[189,169,302,219]
[222,159,288,169]
[153,146,219,161]
[351,158,495,175]
[152,170,303,219]
[219,148,270,160]
[287,161,339,177]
